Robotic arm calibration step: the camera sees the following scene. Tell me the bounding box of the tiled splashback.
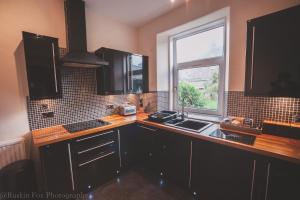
[26,67,157,130]
[226,91,300,127]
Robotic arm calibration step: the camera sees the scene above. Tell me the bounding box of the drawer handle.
[78,151,115,167]
[76,130,114,142]
[77,141,115,155]
[137,125,157,132]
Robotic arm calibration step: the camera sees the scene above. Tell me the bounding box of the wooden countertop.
[32,113,300,165]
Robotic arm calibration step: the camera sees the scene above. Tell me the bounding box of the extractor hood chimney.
[62,0,108,67]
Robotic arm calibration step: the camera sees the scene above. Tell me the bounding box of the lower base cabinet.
[71,130,120,192]
[160,131,190,188]
[39,142,74,192]
[191,139,255,200]
[263,159,300,200]
[39,123,300,199]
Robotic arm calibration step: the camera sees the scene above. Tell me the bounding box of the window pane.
[176,26,224,63]
[178,65,219,111]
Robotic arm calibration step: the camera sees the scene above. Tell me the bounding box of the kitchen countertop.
[32,112,300,165]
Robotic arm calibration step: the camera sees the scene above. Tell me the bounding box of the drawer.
[76,143,117,164]
[72,129,117,152]
[74,150,119,192]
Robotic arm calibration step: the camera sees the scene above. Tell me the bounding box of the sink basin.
[175,120,211,131]
[165,118,185,125]
[165,118,212,132]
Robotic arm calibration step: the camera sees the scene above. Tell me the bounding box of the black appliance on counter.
[63,119,110,133]
[148,110,178,123]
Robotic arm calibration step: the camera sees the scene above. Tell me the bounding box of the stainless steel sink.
[165,118,212,132]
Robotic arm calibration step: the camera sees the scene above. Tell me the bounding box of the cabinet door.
[128,55,149,93]
[191,140,255,200]
[23,31,61,99]
[160,131,190,188]
[96,48,127,95]
[135,124,161,173]
[39,142,74,192]
[245,6,300,97]
[119,124,140,170]
[264,160,300,200]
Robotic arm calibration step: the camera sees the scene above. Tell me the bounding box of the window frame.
[171,18,227,116]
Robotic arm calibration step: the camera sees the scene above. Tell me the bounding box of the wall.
[137,0,300,91]
[85,2,138,53]
[0,0,66,141]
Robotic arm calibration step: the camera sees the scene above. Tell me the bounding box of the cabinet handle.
[78,151,115,167]
[130,57,133,91]
[118,130,122,168]
[137,125,157,132]
[126,56,130,92]
[77,140,115,155]
[67,143,75,191]
[250,160,256,200]
[264,163,271,200]
[76,130,114,142]
[250,26,256,90]
[188,141,193,188]
[51,43,58,93]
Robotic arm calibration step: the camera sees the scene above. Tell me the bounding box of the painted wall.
[85,2,138,53]
[0,0,66,141]
[138,0,300,91]
[0,0,139,142]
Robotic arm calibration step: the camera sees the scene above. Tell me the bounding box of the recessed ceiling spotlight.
[170,0,175,3]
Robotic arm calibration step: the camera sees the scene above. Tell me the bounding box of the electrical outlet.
[42,111,54,118]
[106,104,114,109]
[41,104,48,110]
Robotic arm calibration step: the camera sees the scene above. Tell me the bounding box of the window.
[172,19,226,116]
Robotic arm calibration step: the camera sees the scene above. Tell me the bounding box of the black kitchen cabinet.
[39,141,73,192]
[135,124,191,188]
[135,124,161,173]
[71,129,120,192]
[255,158,300,200]
[160,131,190,188]
[245,5,300,97]
[191,139,255,200]
[95,47,149,95]
[119,124,141,170]
[23,31,62,100]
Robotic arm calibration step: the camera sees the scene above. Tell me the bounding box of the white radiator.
[0,137,26,169]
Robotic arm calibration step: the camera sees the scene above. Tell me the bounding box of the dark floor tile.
[78,168,194,200]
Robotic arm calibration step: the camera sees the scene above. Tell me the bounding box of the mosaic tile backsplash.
[27,67,157,130]
[226,91,300,128]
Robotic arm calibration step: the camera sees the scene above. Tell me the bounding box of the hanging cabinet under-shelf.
[22,31,62,100]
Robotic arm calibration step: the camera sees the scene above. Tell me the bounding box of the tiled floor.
[79,168,194,200]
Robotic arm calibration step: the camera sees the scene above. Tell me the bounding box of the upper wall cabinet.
[245,5,300,98]
[95,47,149,95]
[23,32,62,100]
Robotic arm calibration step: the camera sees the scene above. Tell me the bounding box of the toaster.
[119,104,137,116]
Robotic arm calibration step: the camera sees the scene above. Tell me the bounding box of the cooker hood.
[62,0,108,67]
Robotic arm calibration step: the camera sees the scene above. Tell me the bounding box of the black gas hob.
[63,119,111,133]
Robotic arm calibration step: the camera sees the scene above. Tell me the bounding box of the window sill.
[187,113,223,123]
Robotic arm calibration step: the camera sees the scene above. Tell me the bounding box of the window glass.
[176,26,224,64]
[178,65,219,111]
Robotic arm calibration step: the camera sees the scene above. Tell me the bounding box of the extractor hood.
[62,0,108,67]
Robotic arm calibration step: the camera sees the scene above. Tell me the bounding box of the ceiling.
[85,0,187,27]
